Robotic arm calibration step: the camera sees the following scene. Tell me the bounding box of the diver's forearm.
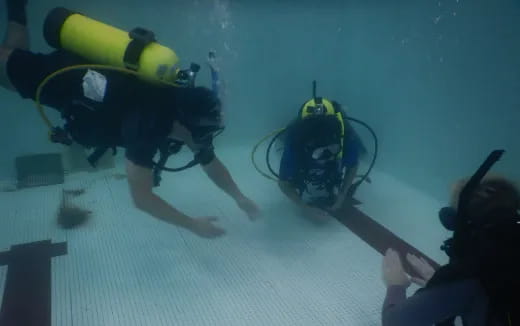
[135,193,194,229]
[203,157,243,201]
[340,165,358,198]
[332,165,359,210]
[343,165,358,193]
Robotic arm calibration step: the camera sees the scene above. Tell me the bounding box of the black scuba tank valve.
[175,62,201,87]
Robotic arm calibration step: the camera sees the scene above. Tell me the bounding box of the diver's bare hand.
[188,217,226,238]
[406,253,436,287]
[383,249,411,287]
[303,206,331,222]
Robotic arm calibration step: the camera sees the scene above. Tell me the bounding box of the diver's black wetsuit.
[383,279,506,326]
[6,48,196,168]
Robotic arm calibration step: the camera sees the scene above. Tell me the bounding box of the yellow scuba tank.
[43,7,180,83]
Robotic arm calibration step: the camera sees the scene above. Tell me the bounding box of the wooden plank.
[332,201,440,277]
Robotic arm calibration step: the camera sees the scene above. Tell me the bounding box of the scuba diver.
[0,1,260,237]
[382,150,519,326]
[252,81,377,221]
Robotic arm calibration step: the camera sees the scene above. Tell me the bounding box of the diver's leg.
[0,47,14,90]
[4,21,29,50]
[1,0,29,90]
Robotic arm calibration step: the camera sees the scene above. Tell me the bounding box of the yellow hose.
[35,64,180,135]
[250,128,285,182]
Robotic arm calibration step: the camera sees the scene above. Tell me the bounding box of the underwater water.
[0,0,519,325]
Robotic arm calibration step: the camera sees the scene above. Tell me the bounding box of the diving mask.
[175,63,201,88]
[311,144,341,161]
[190,125,224,145]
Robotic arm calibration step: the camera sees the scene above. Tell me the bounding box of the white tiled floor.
[0,145,450,325]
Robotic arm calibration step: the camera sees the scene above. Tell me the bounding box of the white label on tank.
[82,70,107,102]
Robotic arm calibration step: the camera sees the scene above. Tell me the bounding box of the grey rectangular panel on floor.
[15,153,65,189]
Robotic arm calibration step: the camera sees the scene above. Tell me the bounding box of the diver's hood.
[439,150,509,257]
[176,87,224,144]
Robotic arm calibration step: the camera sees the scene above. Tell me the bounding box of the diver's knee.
[4,21,30,50]
[0,47,15,91]
[0,47,13,64]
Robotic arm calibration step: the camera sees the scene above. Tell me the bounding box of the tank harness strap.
[153,139,185,187]
[153,141,171,187]
[123,27,156,71]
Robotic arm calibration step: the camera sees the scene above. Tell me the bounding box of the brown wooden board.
[332,200,441,277]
